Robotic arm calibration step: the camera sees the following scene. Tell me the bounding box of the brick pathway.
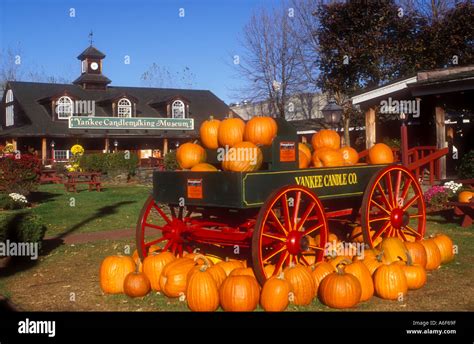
[44,228,135,245]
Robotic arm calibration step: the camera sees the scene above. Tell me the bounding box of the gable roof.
[1,81,232,138]
[77,46,106,59]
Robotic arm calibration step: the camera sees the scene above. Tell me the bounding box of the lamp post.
[400,112,409,167]
[50,140,55,163]
[322,99,343,131]
[113,139,118,153]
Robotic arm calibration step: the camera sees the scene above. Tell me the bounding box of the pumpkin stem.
[277,272,285,280]
[209,115,214,120]
[335,261,349,274]
[193,254,211,271]
[397,255,407,264]
[405,251,414,266]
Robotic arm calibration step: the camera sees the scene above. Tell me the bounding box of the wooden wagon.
[136,119,426,285]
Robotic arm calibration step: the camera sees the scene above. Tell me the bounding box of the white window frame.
[81,60,87,73]
[6,89,13,103]
[171,100,185,119]
[117,98,132,118]
[5,89,14,126]
[56,96,74,119]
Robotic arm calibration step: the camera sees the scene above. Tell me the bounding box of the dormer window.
[5,89,14,126]
[81,60,87,73]
[117,98,132,117]
[171,100,185,118]
[56,96,74,119]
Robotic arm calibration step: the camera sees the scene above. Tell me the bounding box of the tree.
[140,62,196,88]
[234,4,304,118]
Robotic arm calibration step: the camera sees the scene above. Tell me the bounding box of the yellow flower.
[71,144,84,156]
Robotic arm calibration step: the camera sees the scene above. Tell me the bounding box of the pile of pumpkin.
[98,232,454,311]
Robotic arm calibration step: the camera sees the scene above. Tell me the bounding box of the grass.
[29,184,151,236]
[1,216,472,312]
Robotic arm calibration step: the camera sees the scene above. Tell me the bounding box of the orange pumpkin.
[123,270,151,298]
[217,259,246,276]
[458,191,473,203]
[421,239,442,270]
[143,251,176,291]
[221,141,263,172]
[219,275,260,312]
[311,129,340,150]
[218,117,245,147]
[404,241,427,268]
[313,148,344,167]
[260,273,293,312]
[283,264,316,305]
[186,264,220,312]
[298,143,312,160]
[340,146,359,165]
[318,265,362,309]
[99,255,136,294]
[244,116,277,145]
[176,142,206,169]
[368,143,394,164]
[394,255,426,290]
[373,263,408,300]
[159,257,196,297]
[190,163,218,172]
[264,264,276,278]
[229,267,256,278]
[207,264,227,289]
[299,149,311,169]
[200,116,221,149]
[432,234,454,263]
[380,237,407,264]
[310,261,335,292]
[344,261,374,302]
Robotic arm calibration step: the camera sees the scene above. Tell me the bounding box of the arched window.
[56,96,73,119]
[171,100,185,118]
[117,98,132,117]
[5,89,14,126]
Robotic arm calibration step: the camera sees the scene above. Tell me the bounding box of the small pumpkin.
[190,163,218,172]
[217,259,246,276]
[176,142,206,169]
[404,241,427,268]
[260,273,293,312]
[420,239,442,271]
[311,129,340,150]
[458,190,473,203]
[123,269,151,298]
[219,275,260,312]
[159,257,196,298]
[368,143,394,164]
[340,146,359,165]
[200,116,221,149]
[99,255,136,294]
[373,263,408,300]
[318,264,362,309]
[394,255,426,290]
[218,117,245,147]
[221,141,263,172]
[143,251,176,291]
[283,264,316,305]
[244,116,278,146]
[186,263,220,312]
[310,261,335,292]
[361,252,384,275]
[380,237,408,264]
[432,234,454,263]
[344,260,374,302]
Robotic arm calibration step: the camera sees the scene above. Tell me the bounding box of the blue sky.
[0,0,278,103]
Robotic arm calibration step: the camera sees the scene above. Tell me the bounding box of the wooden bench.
[447,202,474,227]
[39,169,62,184]
[65,172,102,192]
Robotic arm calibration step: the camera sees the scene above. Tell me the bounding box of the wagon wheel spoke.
[153,203,171,224]
[372,221,391,241]
[376,183,392,211]
[370,199,391,216]
[384,172,395,208]
[402,194,420,212]
[397,228,408,241]
[281,194,292,232]
[145,237,167,248]
[263,244,286,263]
[272,251,289,277]
[402,225,422,238]
[368,216,391,223]
[394,170,402,206]
[291,191,302,230]
[298,255,311,267]
[303,223,323,237]
[308,244,325,251]
[295,202,315,232]
[262,232,287,242]
[269,209,288,235]
[144,222,165,230]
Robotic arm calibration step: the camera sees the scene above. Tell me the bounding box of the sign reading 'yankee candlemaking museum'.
[68,116,194,130]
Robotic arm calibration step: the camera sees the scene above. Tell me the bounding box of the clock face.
[90,62,99,71]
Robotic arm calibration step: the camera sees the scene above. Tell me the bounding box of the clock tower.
[73,45,111,90]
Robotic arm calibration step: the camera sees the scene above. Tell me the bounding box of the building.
[0,45,232,163]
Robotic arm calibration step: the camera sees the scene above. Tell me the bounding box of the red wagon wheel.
[252,185,328,285]
[136,195,194,260]
[361,165,426,248]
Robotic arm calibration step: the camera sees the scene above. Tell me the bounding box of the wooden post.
[163,138,169,155]
[365,107,376,149]
[104,138,110,153]
[41,138,47,164]
[435,106,447,179]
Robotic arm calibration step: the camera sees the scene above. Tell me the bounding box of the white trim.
[117,98,132,118]
[6,105,14,126]
[6,89,13,103]
[56,96,74,119]
[351,76,417,105]
[171,100,185,119]
[297,130,317,134]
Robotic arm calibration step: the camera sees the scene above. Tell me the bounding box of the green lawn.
[30,184,151,236]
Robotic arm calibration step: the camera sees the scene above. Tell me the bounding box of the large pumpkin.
[312,148,344,167]
[143,251,176,291]
[368,143,394,164]
[404,241,427,268]
[344,261,374,302]
[176,142,206,169]
[432,234,454,263]
[200,116,221,149]
[190,163,218,172]
[123,270,151,298]
[283,264,316,305]
[219,275,260,312]
[244,116,278,146]
[340,146,359,165]
[260,273,293,312]
[458,191,473,203]
[361,253,384,276]
[311,129,340,150]
[217,259,246,276]
[310,261,335,292]
[373,263,408,300]
[186,264,220,312]
[318,265,362,309]
[218,117,245,147]
[420,239,442,270]
[380,237,407,264]
[229,267,256,278]
[206,264,227,289]
[159,257,196,297]
[394,255,426,290]
[221,141,263,172]
[99,255,136,294]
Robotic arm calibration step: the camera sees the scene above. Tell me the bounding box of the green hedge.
[0,211,47,249]
[78,152,139,175]
[457,150,474,179]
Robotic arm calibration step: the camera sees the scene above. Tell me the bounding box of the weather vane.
[88,30,94,46]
